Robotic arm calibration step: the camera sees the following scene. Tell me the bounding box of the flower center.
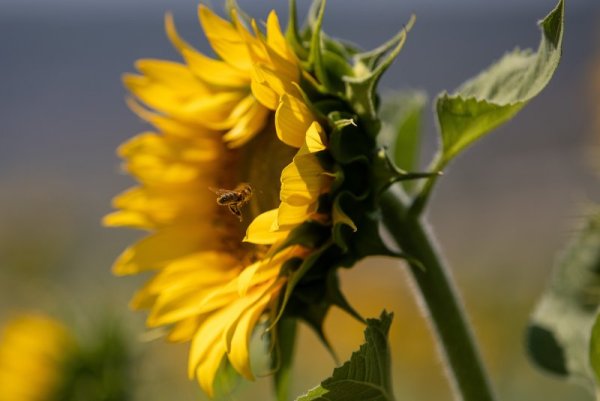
[213,120,296,257]
[237,120,296,226]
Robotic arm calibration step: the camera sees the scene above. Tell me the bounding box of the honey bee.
[209,183,253,221]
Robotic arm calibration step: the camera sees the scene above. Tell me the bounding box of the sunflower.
[0,314,74,401]
[106,5,338,396]
[107,0,420,395]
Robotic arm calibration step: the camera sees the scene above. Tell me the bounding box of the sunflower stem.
[380,187,497,401]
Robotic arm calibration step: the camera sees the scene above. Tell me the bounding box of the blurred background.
[1,0,599,399]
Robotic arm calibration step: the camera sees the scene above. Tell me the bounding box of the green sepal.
[286,0,309,60]
[434,0,563,167]
[275,221,331,253]
[225,0,252,26]
[272,241,336,330]
[306,0,323,31]
[332,193,358,252]
[322,34,360,59]
[328,115,375,165]
[321,50,355,94]
[284,266,364,361]
[526,209,600,392]
[295,311,395,401]
[324,269,365,324]
[311,99,354,120]
[306,0,334,93]
[330,188,407,263]
[273,318,298,401]
[213,360,242,399]
[332,191,360,253]
[285,290,338,363]
[354,14,416,71]
[344,15,414,128]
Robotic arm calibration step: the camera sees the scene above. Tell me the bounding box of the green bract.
[269,2,428,397]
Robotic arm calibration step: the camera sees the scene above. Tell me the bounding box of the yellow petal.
[266,11,296,63]
[304,121,327,153]
[194,338,226,398]
[107,186,214,229]
[149,285,238,327]
[226,286,275,379]
[280,156,325,205]
[181,49,249,87]
[102,210,153,229]
[165,12,249,87]
[244,209,287,244]
[223,100,269,148]
[277,201,318,228]
[135,59,208,93]
[125,97,218,139]
[188,288,266,383]
[112,224,214,275]
[198,5,252,72]
[236,249,290,296]
[250,67,279,110]
[275,93,314,148]
[168,317,203,343]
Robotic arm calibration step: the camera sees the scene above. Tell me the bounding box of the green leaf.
[435,0,563,165]
[526,209,600,391]
[296,311,395,401]
[379,92,427,192]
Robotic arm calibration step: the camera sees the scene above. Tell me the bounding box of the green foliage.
[52,319,132,401]
[296,311,395,401]
[527,210,600,391]
[434,0,563,166]
[379,92,426,176]
[409,0,564,215]
[590,315,600,385]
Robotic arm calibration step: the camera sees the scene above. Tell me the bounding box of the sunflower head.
[0,314,74,401]
[107,0,418,397]
[0,313,133,401]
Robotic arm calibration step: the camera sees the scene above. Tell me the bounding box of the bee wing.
[209,187,230,196]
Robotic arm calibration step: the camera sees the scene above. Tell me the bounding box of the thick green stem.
[380,188,497,401]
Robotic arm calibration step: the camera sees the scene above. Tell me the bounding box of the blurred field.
[1,0,600,400]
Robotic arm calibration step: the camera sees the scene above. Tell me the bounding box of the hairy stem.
[380,187,497,401]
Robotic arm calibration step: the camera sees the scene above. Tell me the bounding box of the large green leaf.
[527,210,600,391]
[296,311,395,401]
[435,0,563,165]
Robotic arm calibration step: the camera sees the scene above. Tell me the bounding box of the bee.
[209,183,253,221]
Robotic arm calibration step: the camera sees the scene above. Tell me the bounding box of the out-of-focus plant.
[0,313,133,401]
[525,44,600,400]
[106,0,564,400]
